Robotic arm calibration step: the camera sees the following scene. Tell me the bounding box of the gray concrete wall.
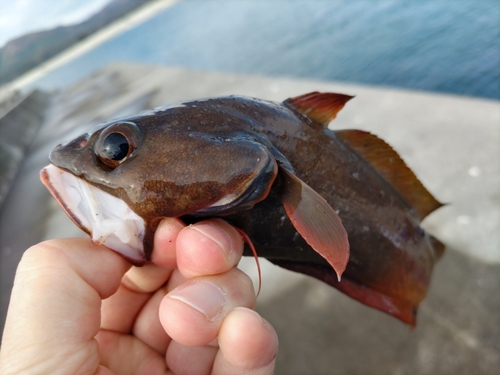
[0,90,50,209]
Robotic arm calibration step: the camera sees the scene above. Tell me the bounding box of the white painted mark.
[456,215,472,225]
[468,166,481,177]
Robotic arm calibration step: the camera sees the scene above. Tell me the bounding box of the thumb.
[0,238,130,375]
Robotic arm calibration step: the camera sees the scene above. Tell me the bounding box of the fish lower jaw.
[41,164,146,264]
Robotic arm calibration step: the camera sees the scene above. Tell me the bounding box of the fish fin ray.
[284,92,354,126]
[336,130,443,219]
[279,167,350,279]
[235,227,262,297]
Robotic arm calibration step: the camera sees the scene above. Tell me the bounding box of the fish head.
[41,106,279,265]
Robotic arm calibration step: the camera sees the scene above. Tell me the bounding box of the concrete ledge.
[1,62,498,373]
[0,90,50,209]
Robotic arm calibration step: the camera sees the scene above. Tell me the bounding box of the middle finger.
[159,267,255,347]
[101,218,184,333]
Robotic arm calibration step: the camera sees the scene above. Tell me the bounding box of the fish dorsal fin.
[285,92,354,126]
[336,130,443,219]
[279,167,350,280]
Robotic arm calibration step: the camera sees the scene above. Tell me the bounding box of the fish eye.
[102,133,129,161]
[95,122,141,170]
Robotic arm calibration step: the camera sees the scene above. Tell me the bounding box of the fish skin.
[45,94,444,325]
[205,96,444,325]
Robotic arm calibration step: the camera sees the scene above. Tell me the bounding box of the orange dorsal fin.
[336,130,443,219]
[285,92,354,126]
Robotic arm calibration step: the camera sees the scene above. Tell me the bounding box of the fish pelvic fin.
[278,167,350,280]
[284,92,354,127]
[336,130,443,220]
[234,227,262,297]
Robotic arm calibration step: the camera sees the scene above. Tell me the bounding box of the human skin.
[0,218,278,375]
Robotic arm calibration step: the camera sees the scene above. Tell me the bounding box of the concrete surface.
[0,62,499,374]
[0,90,49,209]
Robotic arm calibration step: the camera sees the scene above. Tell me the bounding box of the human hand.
[0,218,278,374]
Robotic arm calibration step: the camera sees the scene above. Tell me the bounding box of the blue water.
[34,0,500,99]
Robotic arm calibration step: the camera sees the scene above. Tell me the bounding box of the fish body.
[41,92,444,325]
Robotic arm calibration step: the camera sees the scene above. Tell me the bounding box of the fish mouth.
[40,164,146,265]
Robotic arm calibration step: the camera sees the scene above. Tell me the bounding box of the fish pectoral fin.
[278,167,350,280]
[284,92,354,127]
[335,130,443,219]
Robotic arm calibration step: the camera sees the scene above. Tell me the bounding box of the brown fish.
[40,92,444,325]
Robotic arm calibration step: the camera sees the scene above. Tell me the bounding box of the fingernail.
[169,281,226,321]
[191,222,234,258]
[160,217,185,230]
[234,306,269,328]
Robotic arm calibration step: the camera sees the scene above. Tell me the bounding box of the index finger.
[120,218,185,294]
[176,218,245,279]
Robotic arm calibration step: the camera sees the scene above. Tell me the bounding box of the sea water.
[30,0,500,99]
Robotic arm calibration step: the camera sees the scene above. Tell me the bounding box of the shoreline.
[0,0,179,101]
